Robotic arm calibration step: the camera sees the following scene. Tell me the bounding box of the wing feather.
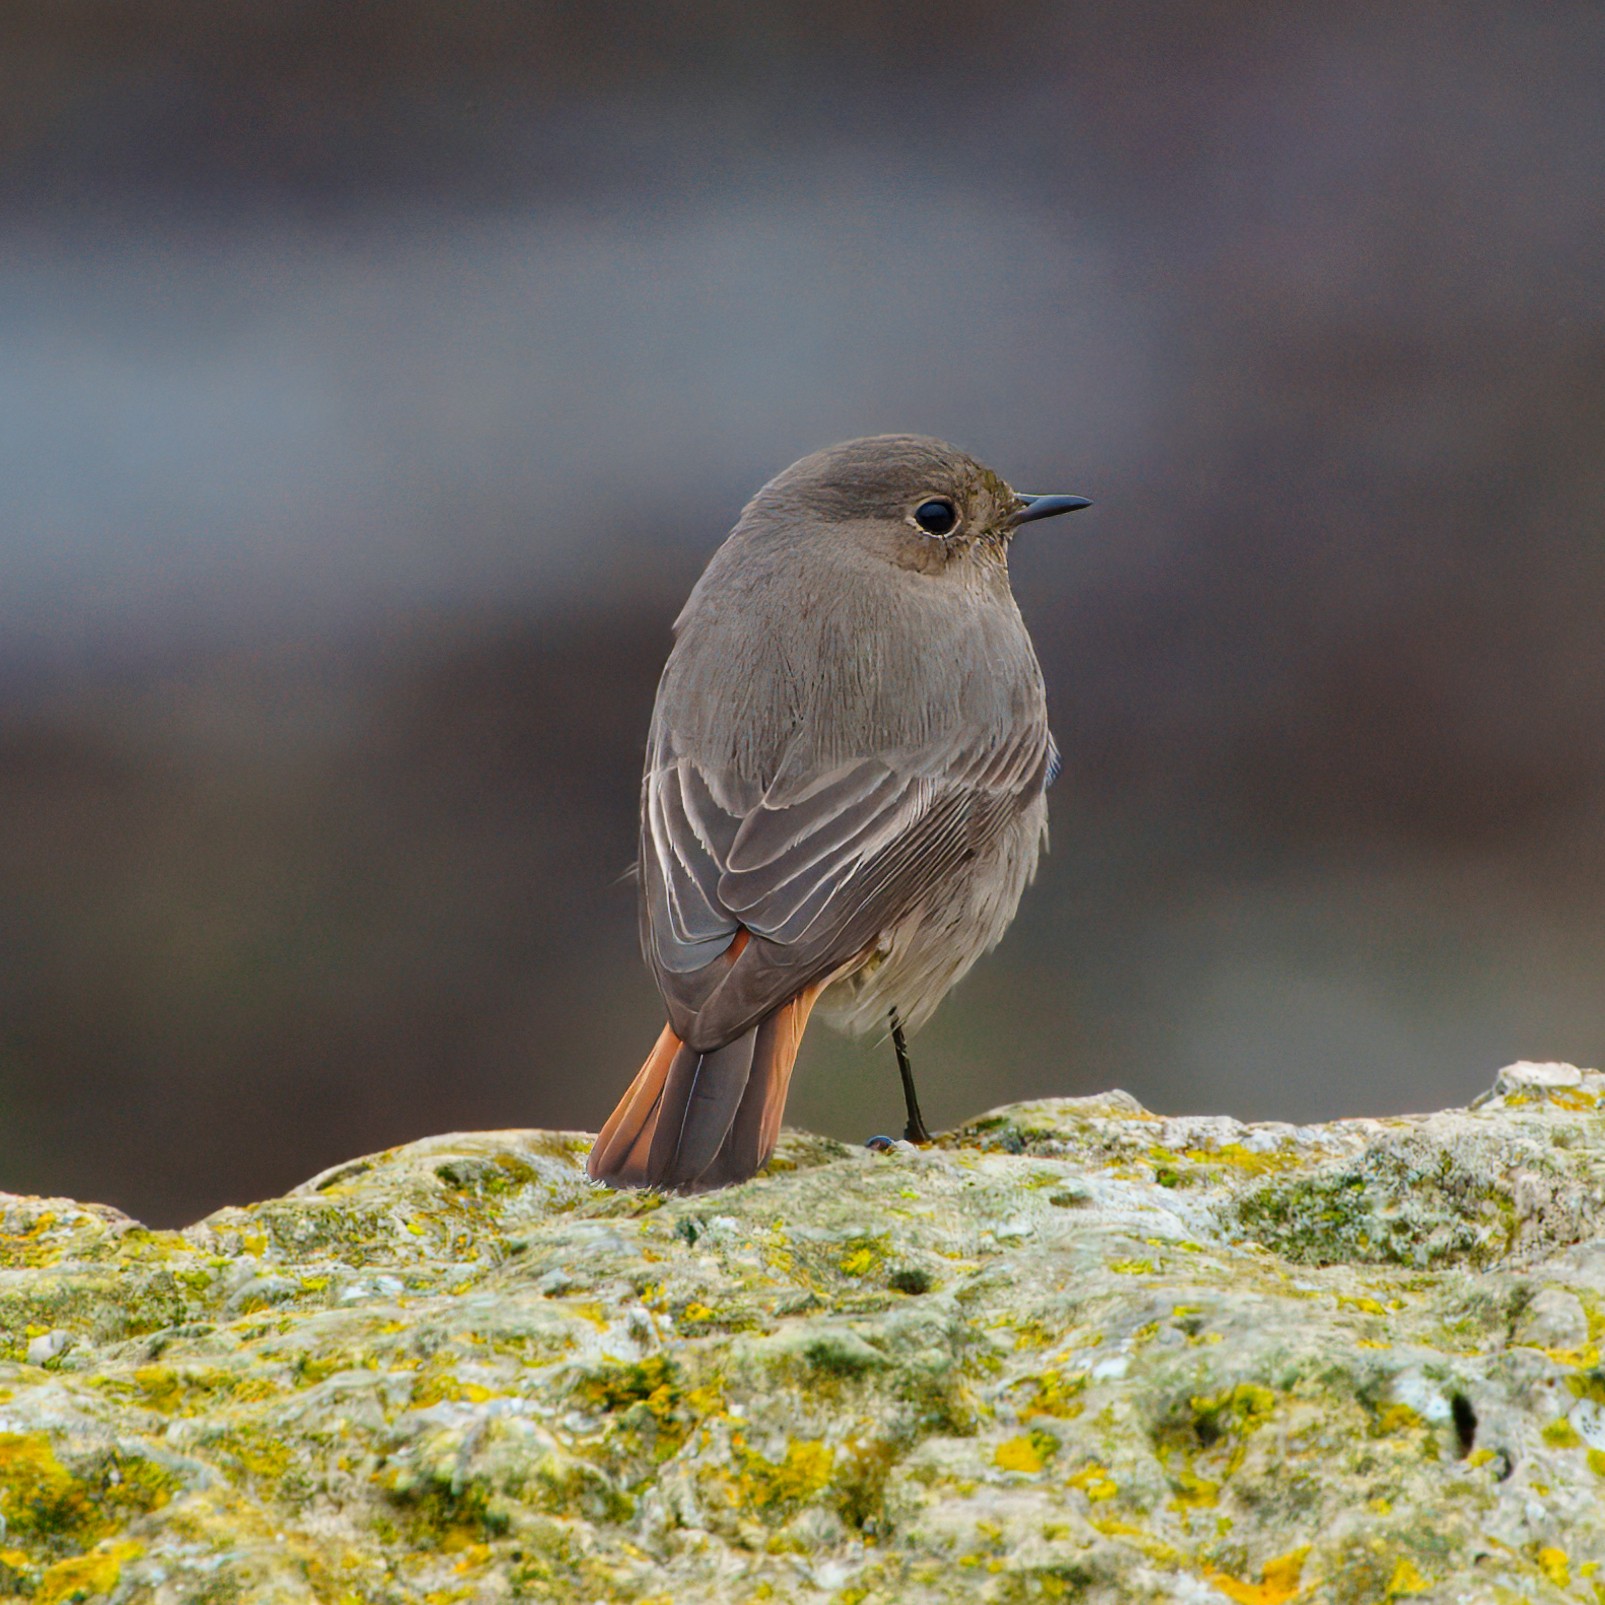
[644,761,738,972]
[640,713,1051,1049]
[722,769,913,909]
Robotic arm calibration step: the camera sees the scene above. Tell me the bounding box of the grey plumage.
[590,434,1080,1192]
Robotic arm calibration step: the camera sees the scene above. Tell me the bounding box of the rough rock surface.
[5,1063,1605,1603]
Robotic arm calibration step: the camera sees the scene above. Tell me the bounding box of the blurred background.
[3,1,1604,1225]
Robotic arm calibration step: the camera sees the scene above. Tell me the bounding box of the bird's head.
[743,434,1090,578]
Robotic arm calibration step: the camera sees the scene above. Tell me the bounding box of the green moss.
[581,1353,680,1414]
[802,1331,887,1380]
[375,1457,515,1546]
[371,1420,630,1546]
[33,1539,146,1605]
[986,1562,1108,1602]
[1170,1384,1277,1452]
[578,1354,697,1462]
[895,1362,979,1437]
[888,1266,932,1295]
[433,1155,541,1197]
[528,1451,633,1525]
[1233,1147,1517,1269]
[833,1437,903,1534]
[504,1517,588,1600]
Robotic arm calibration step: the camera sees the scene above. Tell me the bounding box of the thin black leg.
[889,1009,932,1144]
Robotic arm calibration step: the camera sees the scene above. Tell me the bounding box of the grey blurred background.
[3,1,1603,1225]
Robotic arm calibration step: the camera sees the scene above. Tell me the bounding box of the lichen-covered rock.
[4,1064,1605,1602]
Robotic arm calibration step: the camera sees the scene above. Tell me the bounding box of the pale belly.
[813,792,1048,1037]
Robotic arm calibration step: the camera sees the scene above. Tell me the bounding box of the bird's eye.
[912,498,958,536]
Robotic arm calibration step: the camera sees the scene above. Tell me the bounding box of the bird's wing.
[640,719,1051,1049]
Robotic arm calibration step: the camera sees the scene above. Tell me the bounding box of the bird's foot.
[866,1133,928,1155]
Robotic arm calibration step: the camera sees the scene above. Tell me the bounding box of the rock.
[4,1070,1605,1601]
[23,1329,72,1368]
[1472,1059,1605,1110]
[1514,1288,1592,1354]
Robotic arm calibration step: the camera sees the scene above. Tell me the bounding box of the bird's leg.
[889,1009,932,1144]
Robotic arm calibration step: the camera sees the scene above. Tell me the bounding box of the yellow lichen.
[1088,1516,1179,1563]
[1565,1371,1605,1405]
[1019,1370,1085,1421]
[1069,1463,1118,1501]
[1182,1143,1301,1177]
[1370,1402,1423,1436]
[994,1436,1043,1474]
[1337,1295,1388,1316]
[1169,1469,1219,1510]
[1191,1383,1277,1436]
[208,1428,294,1482]
[1536,1546,1570,1587]
[1206,1546,1308,1605]
[1545,1344,1602,1368]
[736,1440,834,1510]
[1385,1556,1429,1597]
[412,1373,497,1407]
[837,1237,887,1277]
[1012,1320,1056,1351]
[36,1541,143,1605]
[0,1432,89,1537]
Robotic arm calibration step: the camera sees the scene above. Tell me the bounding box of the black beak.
[1009,493,1092,527]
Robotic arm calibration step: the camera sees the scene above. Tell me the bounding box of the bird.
[587,434,1089,1192]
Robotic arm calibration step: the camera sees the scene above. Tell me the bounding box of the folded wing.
[640,719,1053,1051]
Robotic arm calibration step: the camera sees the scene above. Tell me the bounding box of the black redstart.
[588,435,1088,1192]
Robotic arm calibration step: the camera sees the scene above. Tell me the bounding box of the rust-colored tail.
[587,984,822,1192]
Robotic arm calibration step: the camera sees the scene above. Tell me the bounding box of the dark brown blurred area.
[3,2,1604,1224]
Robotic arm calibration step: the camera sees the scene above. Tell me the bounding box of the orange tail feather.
[587,982,823,1192]
[587,1021,682,1184]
